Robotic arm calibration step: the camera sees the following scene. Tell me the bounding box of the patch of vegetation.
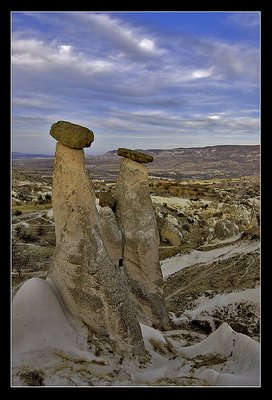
[190,319,212,334]
[17,367,44,386]
[54,350,106,367]
[13,209,22,216]
[12,238,32,278]
[190,353,228,371]
[12,238,54,290]
[165,251,260,311]
[13,203,52,214]
[159,244,193,260]
[149,338,173,356]
[14,224,39,243]
[212,303,260,339]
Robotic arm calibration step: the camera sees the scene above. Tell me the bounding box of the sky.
[11,11,260,155]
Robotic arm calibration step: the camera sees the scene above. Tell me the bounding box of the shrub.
[14,224,24,237]
[23,230,39,242]
[14,224,39,242]
[13,209,22,216]
[36,225,46,236]
[44,193,52,202]
[18,368,44,386]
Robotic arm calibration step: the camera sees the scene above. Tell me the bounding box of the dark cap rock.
[50,121,94,149]
[117,148,153,163]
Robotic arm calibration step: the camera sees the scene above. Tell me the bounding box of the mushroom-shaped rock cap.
[117,148,153,163]
[50,121,94,149]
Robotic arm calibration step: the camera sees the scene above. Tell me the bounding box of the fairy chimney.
[47,122,145,356]
[115,148,171,330]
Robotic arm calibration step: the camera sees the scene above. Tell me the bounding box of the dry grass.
[190,353,228,372]
[54,350,106,366]
[149,338,174,356]
[165,251,260,308]
[159,245,194,261]
[13,203,52,214]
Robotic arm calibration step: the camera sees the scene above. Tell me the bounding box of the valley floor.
[11,172,260,387]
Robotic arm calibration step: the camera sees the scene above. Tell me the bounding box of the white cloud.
[208,42,259,82]
[192,67,213,79]
[176,33,259,84]
[208,115,220,120]
[12,37,114,75]
[139,38,155,52]
[11,12,260,154]
[13,95,53,109]
[80,12,161,57]
[58,44,72,56]
[226,12,260,29]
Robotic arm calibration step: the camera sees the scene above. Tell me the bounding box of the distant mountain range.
[99,144,260,179]
[12,145,260,179]
[12,152,53,160]
[105,144,259,157]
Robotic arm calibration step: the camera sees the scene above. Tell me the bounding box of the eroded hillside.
[11,165,260,386]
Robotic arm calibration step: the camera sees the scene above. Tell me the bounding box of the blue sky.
[12,11,260,155]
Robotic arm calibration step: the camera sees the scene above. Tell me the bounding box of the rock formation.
[50,120,94,148]
[115,149,171,330]
[97,202,123,268]
[117,147,154,163]
[161,222,183,246]
[47,121,145,356]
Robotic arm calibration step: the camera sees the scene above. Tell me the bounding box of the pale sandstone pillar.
[48,122,145,356]
[115,148,171,330]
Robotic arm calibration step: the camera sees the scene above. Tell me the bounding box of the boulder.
[161,222,182,246]
[117,148,153,163]
[50,120,94,149]
[115,158,171,330]
[214,219,239,240]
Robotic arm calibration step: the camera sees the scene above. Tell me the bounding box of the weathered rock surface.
[48,142,145,356]
[50,121,94,149]
[117,148,153,163]
[98,205,123,267]
[161,222,182,246]
[214,219,239,240]
[115,158,171,330]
